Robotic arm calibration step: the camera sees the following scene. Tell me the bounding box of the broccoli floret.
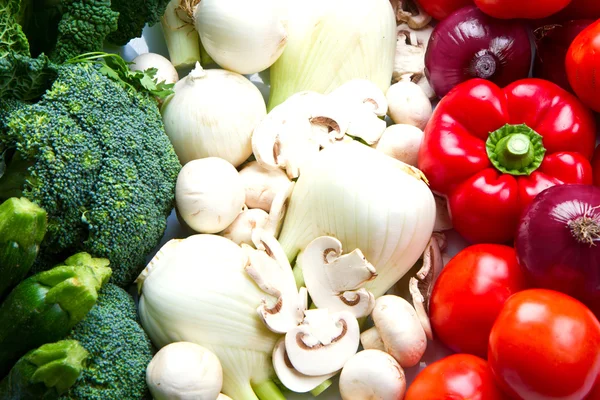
[108,0,171,45]
[0,62,181,286]
[61,284,154,400]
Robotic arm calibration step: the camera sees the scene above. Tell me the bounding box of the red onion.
[516,184,600,317]
[424,6,532,98]
[533,20,594,93]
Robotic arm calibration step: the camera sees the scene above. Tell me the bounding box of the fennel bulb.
[137,235,285,400]
[267,0,396,110]
[278,141,436,298]
[161,63,267,167]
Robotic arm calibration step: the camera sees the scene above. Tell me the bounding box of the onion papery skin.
[424,6,532,98]
[533,20,594,93]
[515,184,600,317]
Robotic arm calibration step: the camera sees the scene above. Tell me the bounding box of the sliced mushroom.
[272,338,336,393]
[390,0,432,29]
[221,207,270,246]
[386,78,433,130]
[307,100,349,147]
[375,124,424,167]
[434,194,453,232]
[244,229,307,333]
[285,309,360,376]
[360,295,427,368]
[265,180,295,238]
[238,161,292,212]
[301,236,377,318]
[393,23,435,99]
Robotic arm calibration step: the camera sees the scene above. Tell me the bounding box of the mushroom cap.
[238,161,291,212]
[131,53,179,85]
[146,342,223,400]
[328,79,388,117]
[386,80,432,130]
[370,295,427,368]
[339,349,407,400]
[285,309,360,376]
[176,157,246,233]
[220,208,270,246]
[375,124,424,167]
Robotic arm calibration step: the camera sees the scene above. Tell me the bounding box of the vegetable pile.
[1,0,600,399]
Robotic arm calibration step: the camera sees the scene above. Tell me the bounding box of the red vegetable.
[474,0,572,20]
[533,20,593,92]
[418,78,596,244]
[424,6,532,98]
[554,0,600,21]
[593,146,600,187]
[416,0,473,21]
[515,184,600,316]
[429,244,526,358]
[488,289,600,400]
[404,354,507,400]
[567,20,600,113]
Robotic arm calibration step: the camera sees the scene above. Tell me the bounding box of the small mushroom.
[339,349,407,400]
[285,309,360,376]
[238,161,292,212]
[360,295,427,368]
[244,229,307,333]
[300,236,376,318]
[386,78,433,130]
[389,0,432,29]
[146,342,223,400]
[264,179,295,238]
[434,194,453,232]
[393,24,435,99]
[272,338,336,393]
[176,157,246,234]
[375,124,424,167]
[220,207,270,246]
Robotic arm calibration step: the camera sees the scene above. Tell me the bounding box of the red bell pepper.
[474,0,572,19]
[418,78,596,244]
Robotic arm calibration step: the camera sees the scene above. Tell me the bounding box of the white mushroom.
[386,78,433,130]
[176,157,246,234]
[390,0,432,29]
[238,161,292,212]
[339,350,406,400]
[146,342,223,400]
[285,309,360,376]
[300,236,376,318]
[220,208,270,246]
[272,338,336,393]
[264,180,295,238]
[244,229,307,333]
[393,24,435,99]
[360,295,427,368]
[131,52,179,85]
[375,124,424,167]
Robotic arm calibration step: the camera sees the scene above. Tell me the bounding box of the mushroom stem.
[360,327,386,352]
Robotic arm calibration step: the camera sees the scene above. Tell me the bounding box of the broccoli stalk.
[0,340,89,400]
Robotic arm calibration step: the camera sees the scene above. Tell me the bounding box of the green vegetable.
[60,284,154,400]
[0,62,181,286]
[107,0,170,45]
[0,340,88,400]
[0,252,111,376]
[0,197,47,297]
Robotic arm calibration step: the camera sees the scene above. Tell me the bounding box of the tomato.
[567,21,600,113]
[429,244,527,358]
[488,289,600,400]
[416,0,473,20]
[593,146,600,187]
[405,354,507,400]
[473,0,572,19]
[586,378,600,400]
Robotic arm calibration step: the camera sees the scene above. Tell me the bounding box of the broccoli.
[60,284,154,400]
[0,62,181,286]
[107,0,171,46]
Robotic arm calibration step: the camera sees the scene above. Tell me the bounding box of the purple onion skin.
[533,20,594,93]
[424,6,532,98]
[516,184,600,317]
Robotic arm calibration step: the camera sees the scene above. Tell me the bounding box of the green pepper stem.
[252,379,286,400]
[486,124,546,176]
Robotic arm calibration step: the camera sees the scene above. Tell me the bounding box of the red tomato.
[488,289,600,400]
[586,378,600,400]
[416,0,473,20]
[405,354,507,400]
[474,0,572,19]
[567,21,600,113]
[429,244,527,358]
[593,146,600,187]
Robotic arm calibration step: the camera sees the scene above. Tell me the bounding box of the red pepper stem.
[486,124,546,176]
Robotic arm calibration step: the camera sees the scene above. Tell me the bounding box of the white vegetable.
[393,23,435,98]
[162,63,266,167]
[375,124,424,167]
[192,0,288,75]
[238,161,292,212]
[137,235,286,400]
[220,208,270,246]
[176,157,245,234]
[390,0,432,28]
[386,79,433,130]
[339,350,406,400]
[161,0,200,68]
[268,0,396,110]
[278,141,436,298]
[146,342,223,400]
[131,53,179,85]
